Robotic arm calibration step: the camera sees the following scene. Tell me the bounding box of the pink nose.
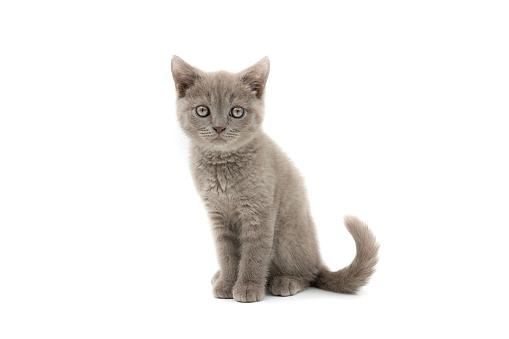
[213,126,225,134]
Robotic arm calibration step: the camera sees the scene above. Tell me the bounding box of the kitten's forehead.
[189,71,252,106]
[203,70,238,87]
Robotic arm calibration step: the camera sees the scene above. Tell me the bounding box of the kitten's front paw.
[232,282,265,303]
[212,279,234,299]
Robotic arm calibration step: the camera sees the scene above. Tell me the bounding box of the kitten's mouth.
[212,135,226,142]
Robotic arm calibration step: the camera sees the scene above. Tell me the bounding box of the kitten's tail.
[313,215,379,294]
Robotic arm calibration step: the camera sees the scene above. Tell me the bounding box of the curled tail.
[313,215,380,294]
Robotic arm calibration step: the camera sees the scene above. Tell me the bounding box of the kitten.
[171,56,379,302]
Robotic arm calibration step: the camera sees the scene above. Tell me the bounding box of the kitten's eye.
[195,105,210,117]
[230,106,244,118]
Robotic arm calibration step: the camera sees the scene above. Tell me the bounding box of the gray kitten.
[171,56,379,303]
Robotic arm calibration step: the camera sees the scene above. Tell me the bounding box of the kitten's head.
[171,56,269,151]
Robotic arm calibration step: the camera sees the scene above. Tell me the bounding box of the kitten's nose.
[213,126,225,134]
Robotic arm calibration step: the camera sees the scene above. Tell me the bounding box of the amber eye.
[195,105,210,117]
[230,106,244,118]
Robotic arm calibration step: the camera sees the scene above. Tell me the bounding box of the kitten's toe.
[269,276,308,297]
[232,282,265,303]
[212,279,234,299]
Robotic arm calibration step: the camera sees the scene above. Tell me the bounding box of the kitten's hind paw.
[269,276,308,297]
[232,282,265,303]
[211,270,220,285]
[212,278,235,299]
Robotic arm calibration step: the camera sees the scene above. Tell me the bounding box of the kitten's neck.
[191,132,265,166]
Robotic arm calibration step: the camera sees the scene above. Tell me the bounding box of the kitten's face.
[171,56,269,151]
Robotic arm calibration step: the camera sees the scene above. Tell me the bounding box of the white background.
[1,0,508,338]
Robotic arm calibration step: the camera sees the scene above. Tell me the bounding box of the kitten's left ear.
[171,56,202,98]
[240,56,270,98]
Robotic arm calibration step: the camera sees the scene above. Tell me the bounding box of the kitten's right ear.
[171,56,202,98]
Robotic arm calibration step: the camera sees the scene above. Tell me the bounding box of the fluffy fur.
[172,56,379,302]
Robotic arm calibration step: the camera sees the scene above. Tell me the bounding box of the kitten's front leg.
[233,211,275,303]
[209,211,239,299]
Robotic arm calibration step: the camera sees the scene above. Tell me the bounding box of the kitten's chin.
[204,135,229,147]
[206,140,239,152]
[193,135,253,152]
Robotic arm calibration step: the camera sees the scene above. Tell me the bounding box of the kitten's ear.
[171,56,202,98]
[240,56,270,98]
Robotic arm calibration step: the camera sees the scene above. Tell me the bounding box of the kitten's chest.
[196,162,242,195]
[190,147,268,208]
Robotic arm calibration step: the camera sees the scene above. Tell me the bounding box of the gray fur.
[171,56,379,302]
